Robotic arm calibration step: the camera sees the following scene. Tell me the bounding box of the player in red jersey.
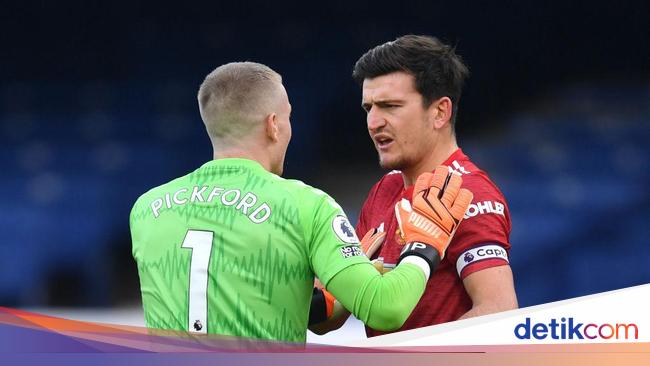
[309,35,517,337]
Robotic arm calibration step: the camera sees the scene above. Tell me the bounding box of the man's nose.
[367,106,386,131]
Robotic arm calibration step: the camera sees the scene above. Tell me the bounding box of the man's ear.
[265,113,279,142]
[430,96,453,130]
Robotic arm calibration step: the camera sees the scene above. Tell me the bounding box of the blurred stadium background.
[1,1,649,343]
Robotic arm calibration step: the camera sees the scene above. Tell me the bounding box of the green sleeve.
[305,192,369,286]
[326,262,427,331]
[302,188,427,331]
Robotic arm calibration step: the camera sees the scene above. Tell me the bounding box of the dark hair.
[352,35,469,125]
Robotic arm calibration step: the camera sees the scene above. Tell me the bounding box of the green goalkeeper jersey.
[130,158,369,342]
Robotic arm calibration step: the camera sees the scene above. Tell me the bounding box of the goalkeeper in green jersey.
[130,62,472,343]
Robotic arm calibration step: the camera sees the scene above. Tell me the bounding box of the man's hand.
[395,166,473,273]
[360,224,386,258]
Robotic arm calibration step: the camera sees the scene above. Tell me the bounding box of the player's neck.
[402,138,458,187]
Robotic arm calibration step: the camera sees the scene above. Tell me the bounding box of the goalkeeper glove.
[395,166,473,276]
[360,223,386,258]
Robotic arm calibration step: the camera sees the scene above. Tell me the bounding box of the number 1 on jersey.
[181,230,214,333]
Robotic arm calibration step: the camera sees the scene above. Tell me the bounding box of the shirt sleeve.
[306,192,369,287]
[446,174,512,279]
[326,261,427,331]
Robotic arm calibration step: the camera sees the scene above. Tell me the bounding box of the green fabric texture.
[326,262,427,331]
[131,158,426,342]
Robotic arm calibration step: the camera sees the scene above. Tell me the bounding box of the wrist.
[397,241,442,276]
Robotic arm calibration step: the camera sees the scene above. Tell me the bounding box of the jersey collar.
[401,148,466,199]
[442,148,467,167]
[199,158,267,172]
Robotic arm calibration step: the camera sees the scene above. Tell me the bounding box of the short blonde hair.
[198,62,282,145]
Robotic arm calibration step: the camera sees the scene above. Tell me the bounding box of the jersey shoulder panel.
[357,171,404,234]
[129,172,191,223]
[446,157,512,278]
[363,171,404,210]
[281,178,341,208]
[460,169,508,203]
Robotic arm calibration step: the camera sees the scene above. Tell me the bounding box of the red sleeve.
[445,173,512,280]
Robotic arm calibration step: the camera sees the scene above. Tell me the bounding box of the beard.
[378,152,410,171]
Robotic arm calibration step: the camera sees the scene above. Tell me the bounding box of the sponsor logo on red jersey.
[464,200,505,219]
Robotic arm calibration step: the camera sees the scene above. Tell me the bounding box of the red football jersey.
[356,149,512,337]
